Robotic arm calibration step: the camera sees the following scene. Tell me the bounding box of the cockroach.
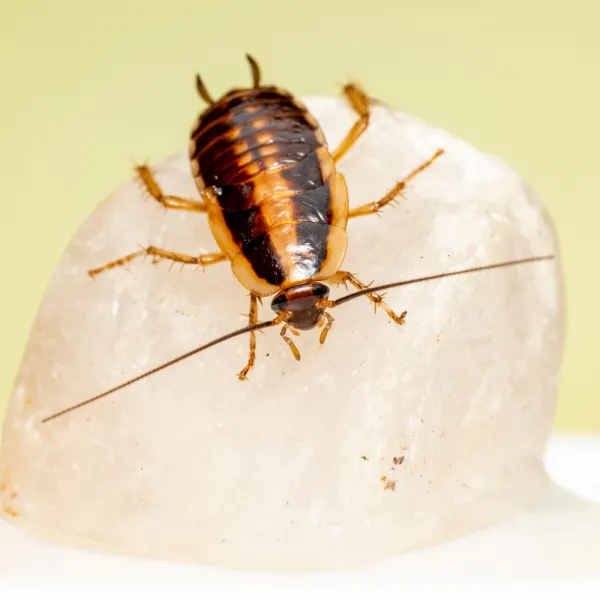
[41,55,554,423]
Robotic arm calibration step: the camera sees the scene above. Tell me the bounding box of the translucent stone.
[0,96,563,571]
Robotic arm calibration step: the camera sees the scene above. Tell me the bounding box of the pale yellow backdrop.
[0,0,598,430]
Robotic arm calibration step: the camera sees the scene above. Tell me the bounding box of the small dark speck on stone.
[361,456,369,461]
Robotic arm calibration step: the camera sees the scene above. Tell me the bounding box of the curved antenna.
[195,73,215,105]
[41,319,278,424]
[246,54,261,88]
[331,255,555,308]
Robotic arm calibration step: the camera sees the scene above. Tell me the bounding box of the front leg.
[88,246,226,278]
[329,271,407,325]
[237,293,260,380]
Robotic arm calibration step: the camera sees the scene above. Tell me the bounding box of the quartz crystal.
[0,97,563,571]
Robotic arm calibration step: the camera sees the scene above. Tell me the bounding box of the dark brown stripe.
[213,185,251,212]
[241,233,287,286]
[272,150,324,190]
[222,204,270,247]
[290,180,333,225]
[289,222,330,279]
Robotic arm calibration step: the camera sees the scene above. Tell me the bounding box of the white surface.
[0,96,563,570]
[1,434,599,597]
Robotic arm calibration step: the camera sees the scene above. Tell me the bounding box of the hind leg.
[237,293,260,380]
[332,84,371,164]
[136,164,209,212]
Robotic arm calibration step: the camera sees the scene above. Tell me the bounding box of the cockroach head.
[271,283,330,330]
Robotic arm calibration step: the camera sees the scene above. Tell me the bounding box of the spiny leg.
[319,312,335,345]
[88,246,226,278]
[332,83,371,164]
[237,293,260,381]
[330,271,407,325]
[280,323,301,361]
[349,149,445,219]
[136,164,208,212]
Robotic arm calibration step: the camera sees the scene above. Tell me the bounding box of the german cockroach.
[41,55,554,423]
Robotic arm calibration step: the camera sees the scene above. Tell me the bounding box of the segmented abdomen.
[188,86,348,296]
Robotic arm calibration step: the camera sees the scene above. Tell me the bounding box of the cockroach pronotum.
[41,55,554,423]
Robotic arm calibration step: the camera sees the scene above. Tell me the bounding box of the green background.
[1,0,598,430]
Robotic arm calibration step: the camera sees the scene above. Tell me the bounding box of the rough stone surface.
[0,96,563,571]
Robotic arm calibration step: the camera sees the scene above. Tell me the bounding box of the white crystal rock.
[0,96,563,571]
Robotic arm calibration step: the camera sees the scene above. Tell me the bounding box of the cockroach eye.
[271,292,289,314]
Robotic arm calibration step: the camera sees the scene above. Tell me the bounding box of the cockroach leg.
[349,149,445,218]
[136,164,208,212]
[280,324,301,361]
[237,293,259,380]
[330,271,406,325]
[332,83,371,164]
[88,247,226,278]
[319,312,335,345]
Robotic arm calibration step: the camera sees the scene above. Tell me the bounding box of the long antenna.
[331,255,555,307]
[41,319,278,424]
[40,254,555,423]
